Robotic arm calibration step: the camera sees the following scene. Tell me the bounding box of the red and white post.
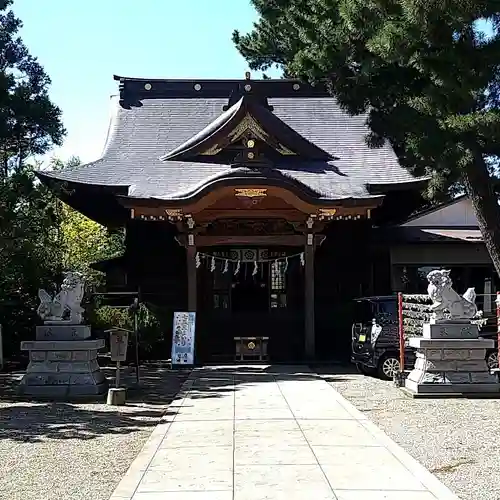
[398,292,405,373]
[497,292,500,369]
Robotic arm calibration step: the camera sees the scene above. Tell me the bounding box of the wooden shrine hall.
[39,74,427,362]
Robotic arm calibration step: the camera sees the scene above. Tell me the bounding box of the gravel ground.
[0,364,189,500]
[317,365,500,500]
[3,363,499,500]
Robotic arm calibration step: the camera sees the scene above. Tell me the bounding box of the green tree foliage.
[0,155,125,357]
[0,0,65,176]
[91,302,163,359]
[234,1,500,274]
[50,157,125,291]
[0,2,129,359]
[60,205,124,289]
[0,0,66,355]
[0,165,62,355]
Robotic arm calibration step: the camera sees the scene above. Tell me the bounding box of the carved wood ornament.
[234,188,267,208]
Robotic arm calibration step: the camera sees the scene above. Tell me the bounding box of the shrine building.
[39,75,493,362]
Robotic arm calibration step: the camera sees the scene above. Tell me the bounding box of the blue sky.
[12,2,496,166]
[14,0,280,165]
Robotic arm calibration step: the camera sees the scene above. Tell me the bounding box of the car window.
[353,301,374,322]
[374,300,397,323]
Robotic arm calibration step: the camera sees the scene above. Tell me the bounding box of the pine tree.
[234,1,500,274]
[0,0,65,356]
[0,0,65,176]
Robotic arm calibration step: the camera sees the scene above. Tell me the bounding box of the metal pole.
[134,306,140,384]
[116,360,121,388]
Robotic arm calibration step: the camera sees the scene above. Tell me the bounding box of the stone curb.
[108,370,195,500]
[328,381,461,500]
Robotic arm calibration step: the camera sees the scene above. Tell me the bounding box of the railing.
[397,292,498,375]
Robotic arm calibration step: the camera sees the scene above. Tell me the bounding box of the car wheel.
[378,355,400,380]
[486,351,498,370]
[356,363,376,376]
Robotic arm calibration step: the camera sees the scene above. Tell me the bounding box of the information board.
[109,329,129,362]
[171,312,196,365]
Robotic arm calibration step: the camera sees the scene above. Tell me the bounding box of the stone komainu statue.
[427,269,477,321]
[37,271,85,324]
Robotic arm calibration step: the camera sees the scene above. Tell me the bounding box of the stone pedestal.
[18,325,108,398]
[405,322,500,396]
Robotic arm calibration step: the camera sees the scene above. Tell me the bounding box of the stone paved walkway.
[110,366,460,500]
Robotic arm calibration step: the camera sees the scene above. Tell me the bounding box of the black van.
[351,295,498,379]
[351,296,413,379]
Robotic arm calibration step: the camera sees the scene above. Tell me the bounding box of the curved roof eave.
[367,176,429,193]
[116,173,385,209]
[36,171,131,226]
[132,166,323,202]
[36,170,130,193]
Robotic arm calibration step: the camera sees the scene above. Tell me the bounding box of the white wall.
[402,197,478,227]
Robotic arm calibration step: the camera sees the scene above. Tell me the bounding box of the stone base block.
[22,368,106,386]
[36,325,91,341]
[26,359,100,374]
[423,322,478,340]
[409,338,494,350]
[406,367,497,385]
[405,327,500,397]
[21,339,104,351]
[19,337,107,400]
[405,378,500,395]
[18,381,108,398]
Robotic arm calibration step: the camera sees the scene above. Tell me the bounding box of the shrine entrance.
[126,183,378,363]
[195,247,305,363]
[231,261,269,313]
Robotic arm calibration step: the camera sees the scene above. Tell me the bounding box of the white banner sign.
[171,312,196,365]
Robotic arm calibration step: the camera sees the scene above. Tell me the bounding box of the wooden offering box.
[234,336,269,362]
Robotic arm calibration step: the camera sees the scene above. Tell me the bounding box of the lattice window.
[271,261,286,290]
[270,260,287,308]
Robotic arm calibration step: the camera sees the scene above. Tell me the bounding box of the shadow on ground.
[0,362,360,443]
[178,363,360,401]
[0,362,189,443]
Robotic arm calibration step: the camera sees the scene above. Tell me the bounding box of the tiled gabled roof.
[40,78,425,202]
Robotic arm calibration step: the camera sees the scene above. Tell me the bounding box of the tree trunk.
[462,152,500,277]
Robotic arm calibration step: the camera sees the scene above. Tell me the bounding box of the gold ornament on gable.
[234,188,267,198]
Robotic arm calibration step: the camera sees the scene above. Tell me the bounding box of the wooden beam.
[177,234,325,247]
[195,209,305,222]
[304,233,315,360]
[186,239,197,312]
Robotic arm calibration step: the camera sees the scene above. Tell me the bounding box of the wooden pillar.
[304,220,315,360]
[186,231,197,312]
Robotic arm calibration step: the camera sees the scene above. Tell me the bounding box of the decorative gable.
[161,94,332,166]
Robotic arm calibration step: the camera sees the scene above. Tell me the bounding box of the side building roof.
[378,195,483,243]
